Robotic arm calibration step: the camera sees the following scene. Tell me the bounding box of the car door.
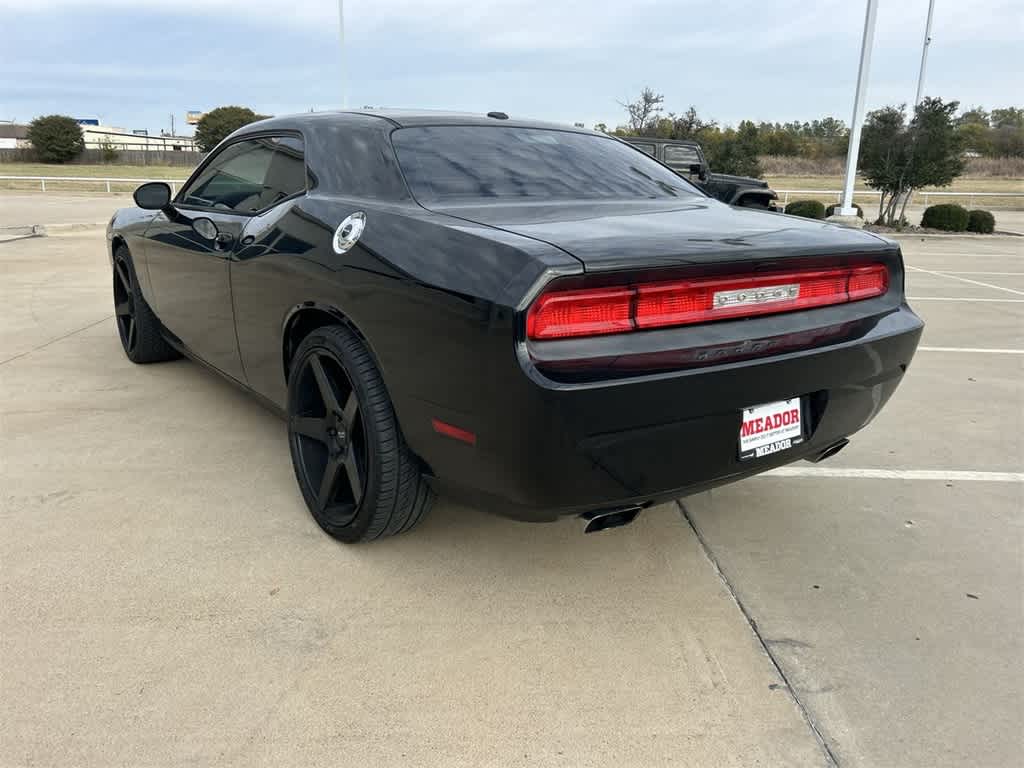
[663,144,703,182]
[144,136,280,381]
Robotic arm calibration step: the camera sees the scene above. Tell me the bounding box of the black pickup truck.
[624,137,778,210]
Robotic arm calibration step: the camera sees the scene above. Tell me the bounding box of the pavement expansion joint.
[676,499,841,768]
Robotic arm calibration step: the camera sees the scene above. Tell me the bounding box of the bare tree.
[667,106,717,140]
[619,88,664,135]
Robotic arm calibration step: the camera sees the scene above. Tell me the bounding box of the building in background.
[0,122,30,149]
[79,124,198,152]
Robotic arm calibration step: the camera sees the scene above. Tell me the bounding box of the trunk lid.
[434,197,893,272]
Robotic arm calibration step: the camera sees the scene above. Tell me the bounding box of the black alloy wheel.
[287,325,434,542]
[290,349,368,529]
[112,246,179,364]
[113,253,138,355]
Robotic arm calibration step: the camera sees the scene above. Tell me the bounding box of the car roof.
[240,109,597,134]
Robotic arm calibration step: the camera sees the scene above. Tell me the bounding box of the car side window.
[180,138,277,212]
[261,135,307,203]
[664,145,701,168]
[632,143,656,157]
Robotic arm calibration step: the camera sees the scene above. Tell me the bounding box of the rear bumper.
[422,304,923,521]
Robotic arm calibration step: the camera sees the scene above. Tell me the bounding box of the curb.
[0,222,107,239]
[880,231,1023,239]
[44,222,109,234]
[0,224,45,238]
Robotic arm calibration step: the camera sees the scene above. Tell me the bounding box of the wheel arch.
[281,303,385,386]
[281,303,434,477]
[733,188,778,208]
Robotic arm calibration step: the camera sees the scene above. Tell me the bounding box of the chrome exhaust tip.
[806,438,850,464]
[581,505,643,534]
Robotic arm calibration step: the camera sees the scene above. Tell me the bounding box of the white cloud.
[3,0,1019,130]
[6,0,1021,48]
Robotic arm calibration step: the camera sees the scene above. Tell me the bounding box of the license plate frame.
[738,398,805,461]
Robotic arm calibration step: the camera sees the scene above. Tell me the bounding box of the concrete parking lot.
[1,198,1021,767]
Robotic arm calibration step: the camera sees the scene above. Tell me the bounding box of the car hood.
[434,198,893,272]
[708,172,769,189]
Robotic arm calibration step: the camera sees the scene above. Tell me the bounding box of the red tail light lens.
[527,264,888,340]
[846,265,889,300]
[526,286,634,340]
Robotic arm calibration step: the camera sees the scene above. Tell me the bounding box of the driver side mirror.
[133,181,172,210]
[688,163,707,181]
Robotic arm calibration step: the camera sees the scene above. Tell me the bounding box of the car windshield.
[391,126,700,205]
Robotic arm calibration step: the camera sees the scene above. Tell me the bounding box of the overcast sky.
[2,0,1020,135]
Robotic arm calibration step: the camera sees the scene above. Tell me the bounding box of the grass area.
[0,161,191,193]
[766,175,1024,210]
[766,175,1024,193]
[0,163,192,179]
[0,163,193,194]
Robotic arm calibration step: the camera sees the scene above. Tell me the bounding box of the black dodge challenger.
[108,110,923,541]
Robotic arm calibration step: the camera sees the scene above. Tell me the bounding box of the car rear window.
[391,126,698,205]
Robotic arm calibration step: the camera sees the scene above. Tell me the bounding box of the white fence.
[775,189,1022,208]
[0,175,185,194]
[1,176,1021,208]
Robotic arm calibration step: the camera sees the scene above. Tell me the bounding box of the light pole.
[338,0,347,108]
[837,0,879,218]
[915,0,936,105]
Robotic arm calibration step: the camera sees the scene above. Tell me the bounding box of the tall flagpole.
[915,0,936,106]
[338,0,347,108]
[838,0,879,217]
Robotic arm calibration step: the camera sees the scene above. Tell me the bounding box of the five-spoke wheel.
[287,324,434,542]
[290,350,367,528]
[112,245,179,364]
[113,254,138,355]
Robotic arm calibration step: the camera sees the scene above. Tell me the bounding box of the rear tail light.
[846,265,889,300]
[525,287,633,340]
[527,264,888,340]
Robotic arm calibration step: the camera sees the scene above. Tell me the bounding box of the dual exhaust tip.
[579,438,851,534]
[806,438,849,463]
[581,505,643,534]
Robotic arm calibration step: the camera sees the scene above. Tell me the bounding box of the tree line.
[607,88,1024,179]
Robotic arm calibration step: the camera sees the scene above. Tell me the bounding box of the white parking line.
[927,271,1024,276]
[764,467,1024,482]
[908,296,1024,302]
[909,257,1019,264]
[907,266,1024,296]
[918,346,1024,354]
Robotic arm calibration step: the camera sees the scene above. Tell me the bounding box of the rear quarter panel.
[229,196,578,462]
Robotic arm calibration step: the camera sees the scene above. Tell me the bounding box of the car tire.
[113,245,181,364]
[287,324,434,542]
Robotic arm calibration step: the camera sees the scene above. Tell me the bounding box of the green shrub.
[966,209,995,234]
[921,203,969,231]
[785,200,826,219]
[98,136,120,163]
[825,202,863,218]
[26,115,85,163]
